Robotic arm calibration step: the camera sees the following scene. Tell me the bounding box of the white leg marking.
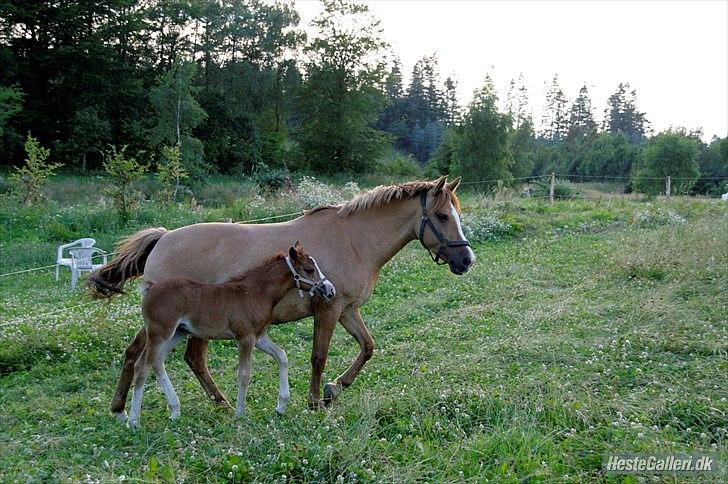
[256,334,291,414]
[154,333,184,420]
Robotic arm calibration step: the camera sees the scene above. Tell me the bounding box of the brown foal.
[126,243,335,428]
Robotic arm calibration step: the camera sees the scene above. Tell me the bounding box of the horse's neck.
[344,198,418,271]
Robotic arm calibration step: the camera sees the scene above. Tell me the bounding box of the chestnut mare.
[126,243,335,427]
[90,177,474,416]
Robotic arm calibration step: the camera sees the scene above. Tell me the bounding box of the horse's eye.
[436,213,449,222]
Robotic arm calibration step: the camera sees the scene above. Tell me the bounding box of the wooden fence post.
[549,173,555,204]
[666,176,671,198]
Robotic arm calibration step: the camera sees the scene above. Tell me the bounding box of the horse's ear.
[447,176,461,192]
[289,246,298,261]
[432,176,448,195]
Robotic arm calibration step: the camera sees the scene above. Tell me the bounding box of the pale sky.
[296,0,728,141]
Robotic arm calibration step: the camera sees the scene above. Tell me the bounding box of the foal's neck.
[234,259,293,307]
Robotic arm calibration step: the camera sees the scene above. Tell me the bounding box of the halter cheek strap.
[418,192,470,265]
[285,256,331,298]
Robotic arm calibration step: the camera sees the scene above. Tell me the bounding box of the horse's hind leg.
[110,326,147,420]
[255,333,290,414]
[324,308,375,405]
[183,336,231,408]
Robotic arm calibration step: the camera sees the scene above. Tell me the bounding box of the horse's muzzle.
[448,249,475,275]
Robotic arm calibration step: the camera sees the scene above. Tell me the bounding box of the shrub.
[378,153,423,178]
[296,176,344,208]
[157,145,189,203]
[633,206,687,226]
[10,134,62,205]
[531,178,581,200]
[103,145,146,220]
[461,213,515,242]
[253,163,291,192]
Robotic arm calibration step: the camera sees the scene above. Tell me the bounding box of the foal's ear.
[447,176,462,192]
[289,246,299,261]
[432,176,448,195]
[294,240,304,254]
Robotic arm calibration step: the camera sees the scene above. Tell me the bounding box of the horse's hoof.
[113,411,127,423]
[323,382,341,406]
[211,395,232,409]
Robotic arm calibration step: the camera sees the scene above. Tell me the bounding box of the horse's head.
[287,242,336,301]
[416,176,475,275]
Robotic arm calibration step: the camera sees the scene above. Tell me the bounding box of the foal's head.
[287,242,336,301]
[418,176,476,275]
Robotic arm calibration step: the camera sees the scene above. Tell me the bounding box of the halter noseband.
[418,192,471,265]
[285,256,333,299]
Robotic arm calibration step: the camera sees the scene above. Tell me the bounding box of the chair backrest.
[69,247,100,270]
[57,238,96,262]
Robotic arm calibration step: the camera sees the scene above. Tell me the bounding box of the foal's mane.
[226,252,286,284]
[305,180,461,218]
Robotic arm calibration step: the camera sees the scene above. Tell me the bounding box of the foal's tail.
[88,227,167,298]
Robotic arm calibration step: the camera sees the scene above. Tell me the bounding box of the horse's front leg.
[183,336,231,408]
[255,333,291,414]
[324,307,375,405]
[309,303,343,409]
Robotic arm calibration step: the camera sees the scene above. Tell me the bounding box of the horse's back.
[143,222,289,285]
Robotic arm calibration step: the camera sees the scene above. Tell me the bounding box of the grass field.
[1,177,726,482]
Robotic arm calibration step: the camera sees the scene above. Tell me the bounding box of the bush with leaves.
[103,146,146,219]
[157,145,189,203]
[253,163,291,192]
[10,134,62,205]
[531,178,581,200]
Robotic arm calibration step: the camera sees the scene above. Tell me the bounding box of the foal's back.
[142,278,262,340]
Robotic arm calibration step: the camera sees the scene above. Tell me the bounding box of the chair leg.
[71,269,78,290]
[55,265,60,281]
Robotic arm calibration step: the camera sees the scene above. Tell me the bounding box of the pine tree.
[541,75,568,142]
[602,82,649,144]
[443,76,459,125]
[567,84,596,141]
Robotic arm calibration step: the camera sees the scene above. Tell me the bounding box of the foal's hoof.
[126,419,140,429]
[113,411,127,423]
[323,382,341,406]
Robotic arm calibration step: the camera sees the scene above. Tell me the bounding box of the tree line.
[1,0,726,195]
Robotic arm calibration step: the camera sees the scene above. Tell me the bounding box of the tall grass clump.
[531,178,581,200]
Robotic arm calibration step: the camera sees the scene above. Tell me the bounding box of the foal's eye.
[436,213,449,222]
[305,267,315,274]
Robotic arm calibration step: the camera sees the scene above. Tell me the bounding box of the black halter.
[418,192,471,265]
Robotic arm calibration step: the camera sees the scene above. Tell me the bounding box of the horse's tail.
[88,227,167,298]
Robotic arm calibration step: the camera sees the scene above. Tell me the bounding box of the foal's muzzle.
[317,281,336,301]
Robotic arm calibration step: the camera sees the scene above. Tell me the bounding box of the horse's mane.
[226,252,286,284]
[305,180,461,218]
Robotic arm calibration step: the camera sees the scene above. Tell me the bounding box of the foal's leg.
[183,337,231,408]
[111,326,147,420]
[235,334,256,417]
[127,335,164,428]
[255,333,291,414]
[324,307,375,405]
[153,332,185,420]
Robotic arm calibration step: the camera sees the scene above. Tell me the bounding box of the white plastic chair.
[68,247,108,290]
[56,238,96,281]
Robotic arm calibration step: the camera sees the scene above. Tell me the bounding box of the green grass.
[0,179,726,482]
